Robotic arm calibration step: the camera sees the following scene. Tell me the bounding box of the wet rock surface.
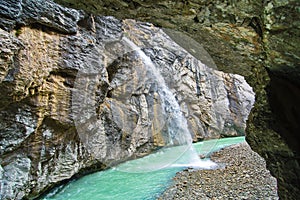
[0,0,83,33]
[0,1,255,199]
[159,142,278,200]
[53,0,300,198]
[1,0,299,199]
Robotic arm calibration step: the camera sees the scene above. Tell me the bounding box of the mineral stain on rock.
[0,1,256,199]
[52,0,300,199]
[0,0,299,199]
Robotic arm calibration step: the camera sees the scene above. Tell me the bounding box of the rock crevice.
[1,0,299,199]
[0,1,255,199]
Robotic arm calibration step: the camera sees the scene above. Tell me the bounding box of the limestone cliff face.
[51,0,300,199]
[0,1,255,199]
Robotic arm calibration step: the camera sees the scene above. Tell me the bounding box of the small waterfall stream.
[123,37,191,145]
[42,38,249,200]
[121,37,215,171]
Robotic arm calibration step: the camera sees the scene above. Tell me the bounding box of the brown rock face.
[51,0,300,198]
[0,2,255,199]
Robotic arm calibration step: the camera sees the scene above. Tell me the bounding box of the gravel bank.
[159,142,278,200]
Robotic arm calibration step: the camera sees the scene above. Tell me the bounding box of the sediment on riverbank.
[159,142,278,200]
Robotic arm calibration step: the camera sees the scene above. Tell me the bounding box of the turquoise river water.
[43,136,245,200]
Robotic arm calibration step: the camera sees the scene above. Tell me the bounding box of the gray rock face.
[121,20,255,139]
[1,155,31,199]
[0,1,254,199]
[0,0,83,33]
[15,0,300,198]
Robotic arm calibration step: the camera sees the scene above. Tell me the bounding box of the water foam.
[121,37,217,171]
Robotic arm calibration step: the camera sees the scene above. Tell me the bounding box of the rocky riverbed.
[159,142,278,200]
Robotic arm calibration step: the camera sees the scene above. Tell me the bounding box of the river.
[43,136,245,200]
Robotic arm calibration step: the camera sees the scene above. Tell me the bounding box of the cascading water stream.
[123,37,191,145]
[41,24,254,200]
[121,37,217,170]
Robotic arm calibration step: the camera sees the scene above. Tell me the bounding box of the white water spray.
[120,37,217,171]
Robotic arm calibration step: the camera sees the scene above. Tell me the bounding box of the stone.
[160,143,278,199]
[2,0,299,198]
[52,0,300,198]
[1,155,31,200]
[0,2,255,198]
[0,0,83,33]
[0,0,22,19]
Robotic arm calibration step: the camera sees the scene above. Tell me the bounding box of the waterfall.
[123,37,191,146]
[120,37,217,171]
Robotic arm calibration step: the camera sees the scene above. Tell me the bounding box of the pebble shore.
[159,142,278,200]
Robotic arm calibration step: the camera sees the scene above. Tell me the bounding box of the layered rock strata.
[52,0,300,198]
[0,1,254,199]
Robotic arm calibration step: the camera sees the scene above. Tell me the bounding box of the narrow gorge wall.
[0,1,256,199]
[50,0,300,199]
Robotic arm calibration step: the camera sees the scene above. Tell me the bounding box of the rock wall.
[51,0,300,198]
[247,1,300,198]
[0,1,255,199]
